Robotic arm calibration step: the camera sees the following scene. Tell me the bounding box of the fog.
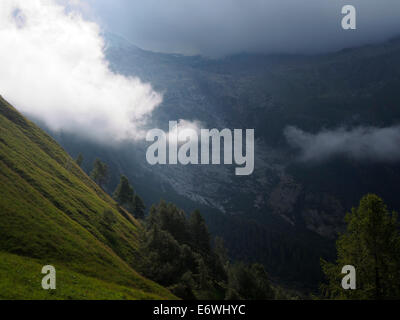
[285,126,400,163]
[0,0,162,143]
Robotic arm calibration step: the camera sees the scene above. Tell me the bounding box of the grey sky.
[81,0,400,56]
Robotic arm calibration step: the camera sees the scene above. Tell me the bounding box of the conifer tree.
[321,194,400,299]
[189,210,211,253]
[90,158,108,188]
[113,175,134,206]
[133,194,146,220]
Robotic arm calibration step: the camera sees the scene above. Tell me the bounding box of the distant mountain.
[0,96,174,299]
[104,34,400,233]
[34,34,400,291]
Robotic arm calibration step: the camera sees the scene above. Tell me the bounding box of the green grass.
[0,96,176,300]
[0,251,167,300]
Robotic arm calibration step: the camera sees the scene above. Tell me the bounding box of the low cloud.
[285,125,400,162]
[167,119,203,145]
[0,0,162,142]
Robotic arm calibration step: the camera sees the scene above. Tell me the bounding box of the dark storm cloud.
[83,0,400,56]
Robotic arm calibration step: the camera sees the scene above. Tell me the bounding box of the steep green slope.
[0,96,175,299]
[0,251,164,300]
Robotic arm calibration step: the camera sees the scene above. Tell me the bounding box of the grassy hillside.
[0,96,175,299]
[0,251,165,300]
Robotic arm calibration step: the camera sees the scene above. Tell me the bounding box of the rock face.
[268,174,302,226]
[300,193,345,238]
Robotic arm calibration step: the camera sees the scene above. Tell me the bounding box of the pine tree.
[214,236,229,267]
[90,158,108,188]
[213,236,229,281]
[321,194,400,299]
[113,175,134,206]
[133,194,146,220]
[189,210,211,253]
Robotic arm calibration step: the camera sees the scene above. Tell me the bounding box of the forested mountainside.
[35,35,400,290]
[0,96,174,299]
[0,96,281,300]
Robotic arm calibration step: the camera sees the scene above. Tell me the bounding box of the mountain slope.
[34,35,400,290]
[0,251,164,300]
[0,96,175,299]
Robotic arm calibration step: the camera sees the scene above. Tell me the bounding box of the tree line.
[75,153,279,299]
[76,155,146,220]
[78,153,400,300]
[136,201,277,300]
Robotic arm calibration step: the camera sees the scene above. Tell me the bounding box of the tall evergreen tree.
[133,194,146,220]
[189,210,211,253]
[214,237,229,267]
[90,158,108,188]
[321,194,400,299]
[113,175,134,206]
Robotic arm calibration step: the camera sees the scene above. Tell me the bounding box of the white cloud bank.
[0,0,162,142]
[285,125,400,163]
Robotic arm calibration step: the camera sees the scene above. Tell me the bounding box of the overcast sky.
[80,0,400,56]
